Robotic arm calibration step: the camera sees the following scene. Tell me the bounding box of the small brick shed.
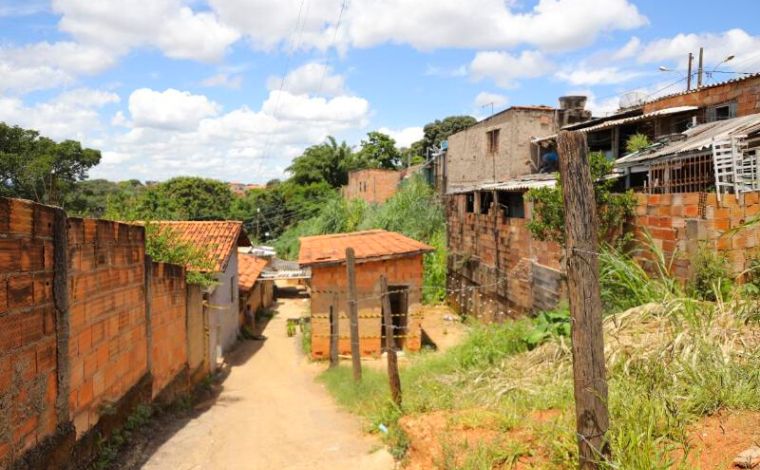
[298,230,433,359]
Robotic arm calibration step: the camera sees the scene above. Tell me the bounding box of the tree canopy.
[286,136,353,188]
[0,122,101,205]
[409,115,477,158]
[353,131,402,169]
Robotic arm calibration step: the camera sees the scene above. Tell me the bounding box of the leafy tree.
[286,136,353,188]
[66,179,145,218]
[352,131,401,169]
[144,223,216,287]
[625,133,652,154]
[409,115,477,159]
[526,152,635,245]
[0,122,101,205]
[135,177,233,221]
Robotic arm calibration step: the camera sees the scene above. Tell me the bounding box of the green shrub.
[625,133,652,154]
[689,246,732,301]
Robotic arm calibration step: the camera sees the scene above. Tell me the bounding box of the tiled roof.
[238,254,269,292]
[298,229,434,267]
[153,221,250,272]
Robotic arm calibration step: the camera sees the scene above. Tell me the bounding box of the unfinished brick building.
[298,230,432,359]
[342,168,403,204]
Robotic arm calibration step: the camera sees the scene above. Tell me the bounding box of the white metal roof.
[574,106,698,134]
[615,113,760,168]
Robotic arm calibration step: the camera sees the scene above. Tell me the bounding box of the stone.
[734,446,760,469]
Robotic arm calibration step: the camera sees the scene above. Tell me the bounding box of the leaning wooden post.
[557,130,611,469]
[329,293,339,368]
[346,248,362,382]
[380,276,402,407]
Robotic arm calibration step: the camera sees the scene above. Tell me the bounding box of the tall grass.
[274,175,448,302]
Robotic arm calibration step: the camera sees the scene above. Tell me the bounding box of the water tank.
[559,95,588,110]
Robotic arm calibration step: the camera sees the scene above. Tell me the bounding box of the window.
[486,129,500,153]
[465,193,475,213]
[497,191,525,218]
[706,102,737,122]
[479,192,493,214]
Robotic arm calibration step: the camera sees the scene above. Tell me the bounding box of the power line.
[316,0,348,96]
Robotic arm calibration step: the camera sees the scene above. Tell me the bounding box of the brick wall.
[643,75,760,117]
[0,197,207,468]
[342,169,402,204]
[67,218,147,435]
[149,262,188,397]
[631,191,760,282]
[445,193,563,319]
[309,256,424,359]
[0,199,58,465]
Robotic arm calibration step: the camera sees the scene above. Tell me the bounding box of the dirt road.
[141,289,394,470]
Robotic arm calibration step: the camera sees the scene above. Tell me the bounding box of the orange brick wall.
[446,193,563,318]
[631,192,760,282]
[309,256,424,359]
[67,218,147,435]
[643,75,760,118]
[0,199,58,465]
[240,279,274,329]
[342,169,402,204]
[149,262,188,397]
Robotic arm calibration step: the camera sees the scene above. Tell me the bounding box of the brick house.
[443,100,591,318]
[342,168,403,204]
[153,221,250,369]
[238,254,274,330]
[298,230,433,359]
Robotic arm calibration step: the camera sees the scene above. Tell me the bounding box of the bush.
[689,246,733,301]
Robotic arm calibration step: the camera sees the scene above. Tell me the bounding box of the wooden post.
[557,130,611,469]
[329,293,339,368]
[346,248,362,382]
[380,276,402,407]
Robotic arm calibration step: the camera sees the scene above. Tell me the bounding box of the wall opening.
[382,286,408,350]
[497,191,525,218]
[465,193,475,213]
[479,191,493,214]
[486,129,500,153]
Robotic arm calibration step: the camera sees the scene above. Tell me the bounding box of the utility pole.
[697,47,704,89]
[256,207,261,241]
[687,52,694,91]
[345,248,362,382]
[380,276,402,406]
[557,130,611,469]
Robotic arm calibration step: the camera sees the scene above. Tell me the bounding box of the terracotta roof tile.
[238,255,269,292]
[298,229,434,267]
[153,221,250,272]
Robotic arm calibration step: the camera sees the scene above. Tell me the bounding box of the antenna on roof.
[481,102,494,117]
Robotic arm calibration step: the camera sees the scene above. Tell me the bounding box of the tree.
[66,179,146,218]
[144,177,233,220]
[526,152,635,245]
[409,115,477,159]
[286,136,353,187]
[352,131,401,169]
[0,122,101,205]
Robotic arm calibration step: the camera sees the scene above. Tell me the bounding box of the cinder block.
[8,275,34,309]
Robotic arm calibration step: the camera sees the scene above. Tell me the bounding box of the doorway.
[382,286,408,350]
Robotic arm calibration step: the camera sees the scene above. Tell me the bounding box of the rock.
[734,446,760,468]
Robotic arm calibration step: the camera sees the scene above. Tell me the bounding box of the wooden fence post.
[329,293,339,368]
[346,248,362,382]
[380,276,402,406]
[557,130,611,469]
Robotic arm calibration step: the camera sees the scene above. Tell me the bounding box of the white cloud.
[210,0,646,52]
[571,90,620,117]
[267,63,346,97]
[378,127,424,148]
[469,50,554,88]
[0,88,119,141]
[0,1,47,17]
[201,73,243,89]
[128,88,221,131]
[556,66,643,86]
[474,92,508,109]
[612,37,641,60]
[52,0,239,62]
[635,29,760,71]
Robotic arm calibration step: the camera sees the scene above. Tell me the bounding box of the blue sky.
[1,0,759,183]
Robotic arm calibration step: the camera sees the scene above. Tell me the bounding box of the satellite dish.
[619,91,647,109]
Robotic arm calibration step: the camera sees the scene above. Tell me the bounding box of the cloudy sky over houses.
[1,0,759,182]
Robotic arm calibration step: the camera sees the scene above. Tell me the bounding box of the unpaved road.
[141,288,394,470]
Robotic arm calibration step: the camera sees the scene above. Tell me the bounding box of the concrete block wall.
[632,191,760,283]
[309,256,424,359]
[149,262,188,398]
[67,218,147,435]
[0,199,59,465]
[445,193,563,318]
[642,75,760,118]
[0,197,208,468]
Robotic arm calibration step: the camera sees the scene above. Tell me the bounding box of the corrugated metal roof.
[642,72,760,107]
[573,106,698,134]
[615,113,760,167]
[447,173,557,194]
[298,229,433,267]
